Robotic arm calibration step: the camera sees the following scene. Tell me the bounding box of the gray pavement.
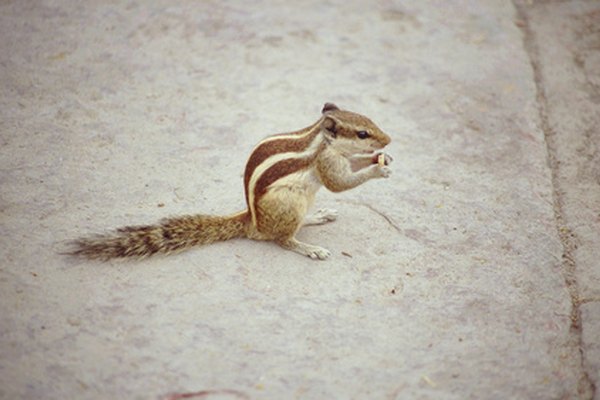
[1,1,598,399]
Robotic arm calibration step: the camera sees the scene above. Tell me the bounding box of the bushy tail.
[67,211,249,260]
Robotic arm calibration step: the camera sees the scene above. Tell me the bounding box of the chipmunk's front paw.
[373,152,393,166]
[380,166,392,178]
[373,164,392,178]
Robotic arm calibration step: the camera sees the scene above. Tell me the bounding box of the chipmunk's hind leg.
[256,189,331,260]
[302,208,338,227]
[278,237,331,260]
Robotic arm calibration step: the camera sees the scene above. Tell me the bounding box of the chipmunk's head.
[320,103,391,157]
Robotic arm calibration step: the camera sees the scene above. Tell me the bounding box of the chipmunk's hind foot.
[278,238,331,260]
[302,208,338,226]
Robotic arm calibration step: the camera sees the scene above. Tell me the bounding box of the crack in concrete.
[512,2,596,398]
[362,203,403,233]
[580,298,600,305]
[336,199,402,233]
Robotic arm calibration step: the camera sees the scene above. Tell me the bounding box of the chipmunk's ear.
[322,103,339,114]
[322,116,337,139]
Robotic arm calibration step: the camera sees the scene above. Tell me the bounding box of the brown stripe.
[252,157,313,215]
[243,121,321,204]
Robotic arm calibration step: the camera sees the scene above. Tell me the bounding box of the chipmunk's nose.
[380,132,391,147]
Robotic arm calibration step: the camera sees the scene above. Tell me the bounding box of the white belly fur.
[266,168,322,210]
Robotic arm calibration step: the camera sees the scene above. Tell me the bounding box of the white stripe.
[248,133,325,226]
[249,118,323,152]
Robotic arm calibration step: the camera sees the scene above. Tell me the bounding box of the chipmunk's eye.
[357,130,370,139]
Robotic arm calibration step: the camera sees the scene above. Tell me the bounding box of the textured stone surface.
[522,0,600,300]
[518,1,600,397]
[0,1,597,399]
[582,302,600,400]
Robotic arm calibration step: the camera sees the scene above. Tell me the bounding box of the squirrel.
[67,103,392,261]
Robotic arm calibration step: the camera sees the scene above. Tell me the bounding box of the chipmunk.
[68,103,392,261]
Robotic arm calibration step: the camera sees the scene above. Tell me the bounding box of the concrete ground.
[1,1,599,399]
